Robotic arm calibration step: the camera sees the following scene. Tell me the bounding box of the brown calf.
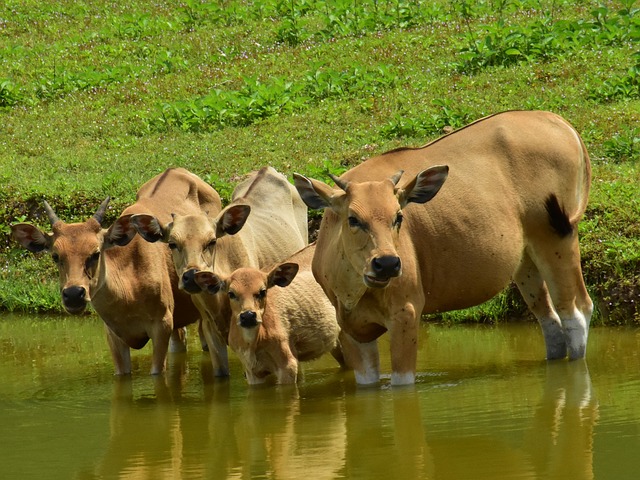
[11,168,221,375]
[294,110,593,385]
[194,244,343,384]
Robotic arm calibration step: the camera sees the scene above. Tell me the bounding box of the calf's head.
[293,165,448,288]
[193,263,298,338]
[11,198,138,314]
[131,204,250,294]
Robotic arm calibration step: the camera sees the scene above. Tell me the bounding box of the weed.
[602,126,640,163]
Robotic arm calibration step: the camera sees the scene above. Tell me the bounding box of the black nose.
[182,269,202,293]
[371,255,401,278]
[62,286,87,313]
[239,311,258,328]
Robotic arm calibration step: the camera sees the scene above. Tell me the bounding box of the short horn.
[43,200,60,226]
[93,197,111,225]
[390,170,404,186]
[329,173,349,192]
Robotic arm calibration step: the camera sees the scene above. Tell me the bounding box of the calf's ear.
[11,224,53,253]
[268,262,299,289]
[293,174,344,210]
[398,165,449,207]
[130,214,167,243]
[194,271,225,295]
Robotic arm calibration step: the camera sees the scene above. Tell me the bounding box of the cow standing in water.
[11,168,221,375]
[294,110,593,385]
[131,166,308,376]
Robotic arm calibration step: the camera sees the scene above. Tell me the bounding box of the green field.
[1,0,638,323]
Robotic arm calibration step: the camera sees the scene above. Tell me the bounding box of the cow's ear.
[293,174,343,210]
[130,214,167,243]
[11,224,53,253]
[104,214,138,249]
[398,165,449,207]
[216,204,251,238]
[268,262,299,289]
[194,271,225,295]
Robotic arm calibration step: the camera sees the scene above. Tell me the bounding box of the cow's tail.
[545,125,592,238]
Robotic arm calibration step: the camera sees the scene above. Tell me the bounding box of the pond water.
[1,313,640,479]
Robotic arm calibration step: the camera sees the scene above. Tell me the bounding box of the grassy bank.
[1,0,639,323]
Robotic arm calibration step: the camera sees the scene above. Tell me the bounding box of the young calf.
[194,245,343,385]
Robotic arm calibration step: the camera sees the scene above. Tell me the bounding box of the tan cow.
[293,110,593,385]
[131,166,308,376]
[11,168,221,375]
[193,244,343,384]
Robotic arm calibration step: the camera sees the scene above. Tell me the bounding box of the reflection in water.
[525,361,598,480]
[1,317,631,479]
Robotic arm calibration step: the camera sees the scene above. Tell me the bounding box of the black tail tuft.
[545,194,573,237]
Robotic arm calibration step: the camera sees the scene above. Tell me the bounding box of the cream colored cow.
[131,166,308,376]
[294,110,593,385]
[11,168,221,375]
[194,244,343,384]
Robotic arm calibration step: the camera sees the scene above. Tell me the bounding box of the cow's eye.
[51,253,60,264]
[394,212,403,228]
[205,239,217,250]
[228,291,237,301]
[348,216,361,229]
[86,251,100,266]
[168,242,177,250]
[256,289,267,300]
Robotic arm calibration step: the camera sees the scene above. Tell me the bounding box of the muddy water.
[1,314,640,479]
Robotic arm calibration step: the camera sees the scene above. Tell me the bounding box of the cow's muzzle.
[181,268,203,294]
[239,311,260,329]
[62,285,88,314]
[365,255,402,288]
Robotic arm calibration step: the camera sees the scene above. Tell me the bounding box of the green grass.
[1,0,639,323]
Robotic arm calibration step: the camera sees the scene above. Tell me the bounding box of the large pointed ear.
[293,174,343,210]
[104,214,138,249]
[216,204,251,238]
[130,214,168,243]
[11,224,53,253]
[194,271,226,295]
[267,262,299,289]
[398,165,449,207]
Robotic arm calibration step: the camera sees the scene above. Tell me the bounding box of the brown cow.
[11,168,221,375]
[131,166,308,376]
[293,110,593,385]
[194,244,343,384]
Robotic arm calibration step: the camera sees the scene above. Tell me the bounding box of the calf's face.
[131,205,250,293]
[11,198,137,314]
[194,263,299,337]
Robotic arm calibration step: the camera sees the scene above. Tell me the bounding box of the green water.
[1,314,639,479]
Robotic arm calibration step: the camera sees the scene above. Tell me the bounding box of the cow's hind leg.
[169,327,188,353]
[521,240,593,360]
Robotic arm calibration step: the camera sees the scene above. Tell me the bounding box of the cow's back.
[230,167,308,269]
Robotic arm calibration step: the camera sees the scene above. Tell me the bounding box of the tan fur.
[11,168,221,375]
[294,111,593,385]
[196,244,342,384]
[131,166,308,376]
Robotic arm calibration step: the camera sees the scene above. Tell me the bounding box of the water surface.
[1,314,639,479]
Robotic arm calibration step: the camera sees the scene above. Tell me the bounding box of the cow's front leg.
[105,325,131,375]
[339,330,380,385]
[169,326,188,353]
[149,315,173,375]
[387,303,418,386]
[202,315,230,377]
